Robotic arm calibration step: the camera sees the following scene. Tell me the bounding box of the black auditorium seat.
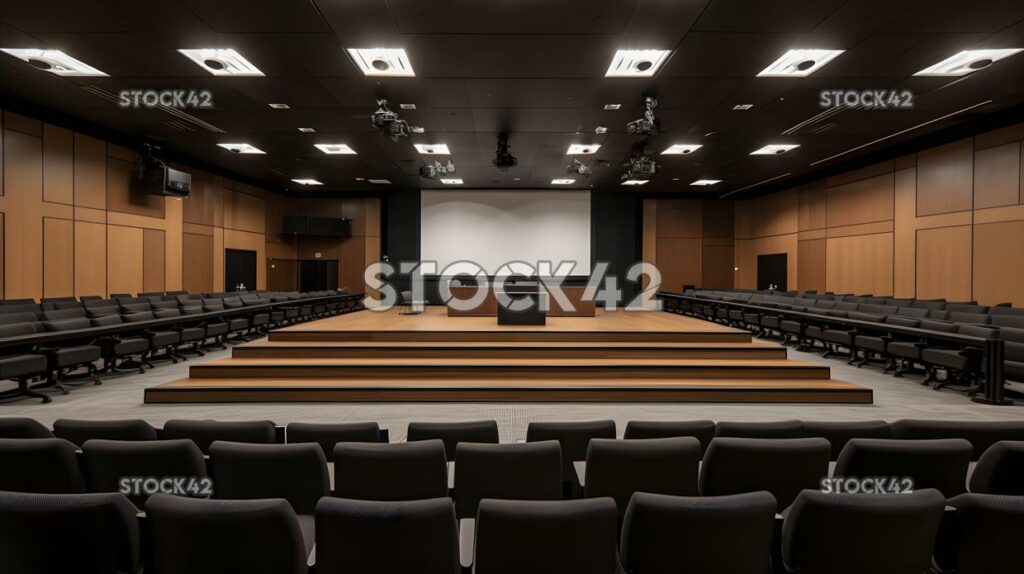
[314,497,460,574]
[52,418,158,446]
[333,440,449,501]
[801,420,892,460]
[407,419,500,461]
[0,417,54,438]
[285,421,384,461]
[526,419,616,495]
[781,489,946,574]
[889,419,1024,460]
[472,498,619,574]
[161,419,278,454]
[699,437,830,510]
[620,491,777,574]
[936,493,1024,574]
[37,315,104,389]
[0,438,84,493]
[584,437,701,519]
[145,494,308,574]
[968,441,1024,495]
[81,439,208,509]
[119,303,182,365]
[0,348,51,403]
[834,438,972,497]
[715,419,804,438]
[623,419,717,456]
[0,491,142,574]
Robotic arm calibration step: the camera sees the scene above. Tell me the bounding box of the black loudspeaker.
[281,216,352,237]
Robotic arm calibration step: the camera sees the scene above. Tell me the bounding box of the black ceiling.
[2,0,1024,198]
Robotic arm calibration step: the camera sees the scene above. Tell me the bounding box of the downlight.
[179,49,263,76]
[757,49,844,77]
[348,48,415,77]
[0,49,107,76]
[606,50,671,77]
[915,49,1024,76]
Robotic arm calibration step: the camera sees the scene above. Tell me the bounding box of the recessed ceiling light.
[672,177,680,181]
[551,179,576,185]
[513,177,522,181]
[348,48,415,77]
[217,143,265,154]
[567,144,601,155]
[410,126,426,134]
[603,104,622,110]
[440,178,463,185]
[291,178,323,186]
[355,177,366,181]
[691,179,722,186]
[732,103,754,110]
[0,49,107,76]
[414,143,450,155]
[915,49,1024,76]
[314,144,357,155]
[757,49,844,77]
[368,179,391,185]
[298,127,315,133]
[751,144,800,155]
[400,103,417,110]
[661,144,703,155]
[178,49,264,76]
[595,125,608,134]
[268,103,290,109]
[606,50,672,77]
[621,179,649,186]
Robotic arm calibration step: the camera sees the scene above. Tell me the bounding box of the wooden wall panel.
[701,201,734,239]
[754,190,798,237]
[797,238,826,293]
[655,202,701,238]
[826,173,894,227]
[893,167,917,298]
[701,243,734,289]
[43,218,74,298]
[734,200,756,240]
[74,221,106,297]
[3,128,44,299]
[224,229,266,289]
[974,142,1020,209]
[107,226,144,296]
[974,221,1024,306]
[916,226,972,301]
[656,237,701,292]
[43,124,74,205]
[143,228,165,293]
[182,233,214,294]
[224,190,265,234]
[798,181,827,231]
[825,233,893,296]
[733,239,756,288]
[0,213,4,299]
[182,171,220,226]
[917,139,974,216]
[164,197,183,291]
[73,134,106,209]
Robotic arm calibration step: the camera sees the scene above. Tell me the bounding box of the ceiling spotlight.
[217,143,265,154]
[268,103,290,109]
[603,104,622,110]
[410,126,426,134]
[567,159,592,176]
[291,178,322,186]
[348,48,415,77]
[367,179,391,185]
[691,179,722,186]
[551,179,575,185]
[0,49,107,76]
[751,144,800,155]
[179,49,263,76]
[371,98,411,142]
[757,49,844,77]
[606,49,672,77]
[732,103,754,110]
[621,179,649,186]
[399,103,417,110]
[420,160,457,179]
[440,178,464,185]
[661,144,703,155]
[567,144,601,155]
[595,125,608,134]
[314,144,357,155]
[298,127,315,133]
[414,143,451,155]
[915,49,1024,76]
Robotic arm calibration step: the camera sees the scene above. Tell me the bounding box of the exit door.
[757,253,788,291]
[225,249,257,292]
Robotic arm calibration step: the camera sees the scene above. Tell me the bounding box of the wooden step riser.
[145,387,871,404]
[231,348,788,360]
[268,332,752,344]
[189,365,831,380]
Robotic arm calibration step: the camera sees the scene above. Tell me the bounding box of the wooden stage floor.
[146,308,871,404]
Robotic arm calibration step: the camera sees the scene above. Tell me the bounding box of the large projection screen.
[420,190,591,276]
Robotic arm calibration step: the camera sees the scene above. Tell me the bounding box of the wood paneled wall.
[642,199,735,292]
[641,121,1024,305]
[0,110,381,300]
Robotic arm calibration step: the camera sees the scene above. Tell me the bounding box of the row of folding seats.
[673,289,1024,394]
[2,417,1024,573]
[0,290,362,403]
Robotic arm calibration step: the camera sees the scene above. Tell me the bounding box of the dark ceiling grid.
[0,1,1022,197]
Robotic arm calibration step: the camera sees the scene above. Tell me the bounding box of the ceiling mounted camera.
[371,98,411,142]
[567,158,592,176]
[626,95,659,136]
[419,159,457,180]
[492,134,518,173]
[622,150,657,181]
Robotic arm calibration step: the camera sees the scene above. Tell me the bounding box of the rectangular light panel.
[218,143,265,154]
[621,179,649,186]
[551,179,576,185]
[179,49,264,76]
[661,144,703,155]
[348,48,415,77]
[567,144,601,155]
[0,49,107,76]
[440,178,464,185]
[691,179,722,186]
[757,49,844,77]
[750,144,800,155]
[291,179,322,186]
[315,144,357,155]
[915,49,1024,76]
[414,143,450,155]
[605,49,671,77]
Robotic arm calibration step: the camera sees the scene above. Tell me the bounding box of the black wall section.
[381,189,641,305]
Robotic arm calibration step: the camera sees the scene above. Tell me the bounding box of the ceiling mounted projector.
[626,95,659,136]
[492,134,518,173]
[371,98,411,142]
[622,150,657,181]
[567,158,592,176]
[420,160,457,180]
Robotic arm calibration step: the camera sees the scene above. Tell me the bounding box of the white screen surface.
[420,190,591,276]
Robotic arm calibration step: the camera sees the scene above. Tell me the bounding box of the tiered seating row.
[0,290,364,403]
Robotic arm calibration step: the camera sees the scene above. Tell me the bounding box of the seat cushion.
[149,331,180,347]
[822,329,854,346]
[886,341,922,360]
[178,327,206,342]
[853,335,887,353]
[921,348,972,371]
[0,354,48,379]
[113,338,150,355]
[780,319,803,334]
[804,326,824,339]
[227,318,249,331]
[761,316,780,329]
[52,345,102,367]
[204,322,229,337]
[250,313,270,327]
[1005,360,1024,382]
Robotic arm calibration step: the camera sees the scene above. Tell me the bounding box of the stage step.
[146,377,872,404]
[189,357,830,380]
[232,341,788,360]
[268,330,751,344]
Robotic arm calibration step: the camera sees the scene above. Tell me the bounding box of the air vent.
[80,85,227,134]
